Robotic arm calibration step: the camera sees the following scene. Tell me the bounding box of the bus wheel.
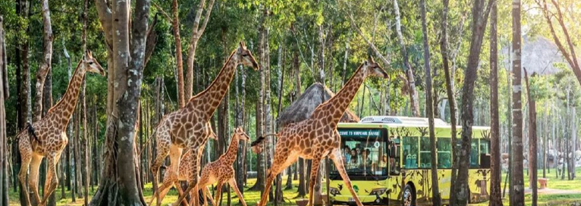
[403,184,416,206]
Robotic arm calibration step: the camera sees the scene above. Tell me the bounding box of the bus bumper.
[330,195,389,205]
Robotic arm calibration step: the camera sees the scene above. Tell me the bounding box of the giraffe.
[17,51,105,206]
[197,127,249,206]
[251,56,387,206]
[150,42,258,206]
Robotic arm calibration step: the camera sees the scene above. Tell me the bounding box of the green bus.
[328,116,491,206]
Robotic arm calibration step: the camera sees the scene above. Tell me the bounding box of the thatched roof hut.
[502,36,570,75]
[276,83,360,128]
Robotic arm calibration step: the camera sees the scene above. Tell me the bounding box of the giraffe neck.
[313,64,365,125]
[186,51,237,120]
[47,61,86,131]
[221,135,241,166]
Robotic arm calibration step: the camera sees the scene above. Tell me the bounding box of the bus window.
[420,137,431,168]
[402,137,418,169]
[437,138,452,169]
[388,140,401,174]
[480,139,491,168]
[331,128,388,178]
[470,139,479,168]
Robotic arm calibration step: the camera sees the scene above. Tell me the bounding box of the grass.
[8,169,581,205]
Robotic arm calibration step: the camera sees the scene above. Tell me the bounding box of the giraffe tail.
[26,122,41,143]
[250,133,277,153]
[250,136,265,147]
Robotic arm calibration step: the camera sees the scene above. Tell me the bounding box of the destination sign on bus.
[338,129,382,137]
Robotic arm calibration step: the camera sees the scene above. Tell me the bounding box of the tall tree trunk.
[185,0,215,98]
[0,16,10,206]
[64,45,73,196]
[90,0,151,205]
[489,2,503,205]
[524,69,537,205]
[33,0,53,123]
[440,0,460,201]
[420,0,440,205]
[393,0,420,117]
[453,0,493,205]
[15,0,31,202]
[511,0,524,204]
[171,0,185,107]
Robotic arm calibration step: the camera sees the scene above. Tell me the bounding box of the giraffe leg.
[28,154,43,205]
[258,149,296,206]
[307,156,323,206]
[174,153,200,206]
[153,171,178,206]
[213,181,224,206]
[228,178,247,206]
[18,140,33,206]
[151,129,171,206]
[329,148,363,206]
[203,186,216,206]
[40,154,59,206]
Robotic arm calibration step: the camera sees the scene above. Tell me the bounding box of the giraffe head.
[233,127,250,141]
[362,56,388,79]
[234,41,259,70]
[82,50,106,76]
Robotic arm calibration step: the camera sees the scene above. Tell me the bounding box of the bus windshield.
[330,128,388,178]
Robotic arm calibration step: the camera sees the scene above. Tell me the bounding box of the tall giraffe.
[17,51,105,206]
[251,57,387,206]
[150,42,258,206]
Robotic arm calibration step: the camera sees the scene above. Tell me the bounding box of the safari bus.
[328,116,491,205]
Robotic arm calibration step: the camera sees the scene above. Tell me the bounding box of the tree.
[511,0,525,204]
[1,15,10,206]
[489,1,502,205]
[32,0,53,123]
[439,0,460,201]
[524,69,537,206]
[453,0,494,205]
[393,0,420,117]
[90,0,151,205]
[419,0,440,205]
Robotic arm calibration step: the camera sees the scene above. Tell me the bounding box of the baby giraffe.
[150,127,248,206]
[198,127,249,206]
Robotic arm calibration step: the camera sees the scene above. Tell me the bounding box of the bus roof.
[338,116,490,131]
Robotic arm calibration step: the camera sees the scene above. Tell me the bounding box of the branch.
[152,3,171,22]
[550,0,580,70]
[536,0,576,70]
[197,0,215,38]
[346,7,391,68]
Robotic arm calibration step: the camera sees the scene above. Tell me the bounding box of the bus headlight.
[330,187,341,196]
[369,188,387,196]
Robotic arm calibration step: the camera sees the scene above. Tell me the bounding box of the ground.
[8,168,581,205]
